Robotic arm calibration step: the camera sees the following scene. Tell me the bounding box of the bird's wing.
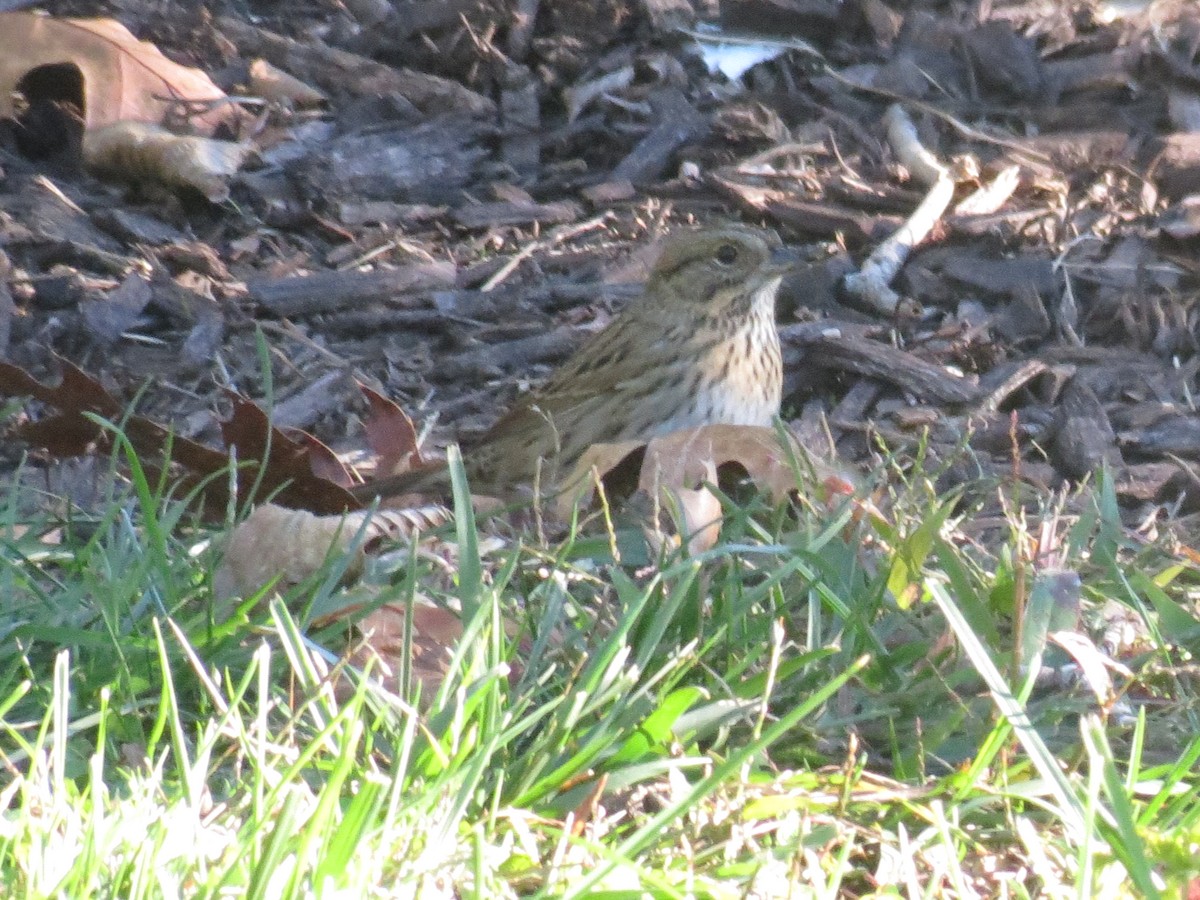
[473,316,677,448]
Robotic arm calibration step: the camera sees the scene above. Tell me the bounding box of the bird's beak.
[767,245,802,275]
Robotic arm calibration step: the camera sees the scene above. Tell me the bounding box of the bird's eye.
[715,243,739,265]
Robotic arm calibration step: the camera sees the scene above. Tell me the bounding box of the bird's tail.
[349,460,453,503]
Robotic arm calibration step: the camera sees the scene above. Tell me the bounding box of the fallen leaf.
[0,14,238,134]
[558,424,853,521]
[346,603,464,704]
[0,355,229,468]
[219,392,359,514]
[214,502,449,600]
[0,358,360,516]
[359,383,424,478]
[288,429,354,488]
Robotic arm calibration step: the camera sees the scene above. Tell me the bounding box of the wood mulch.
[4,0,1200,538]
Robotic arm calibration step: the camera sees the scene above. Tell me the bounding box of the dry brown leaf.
[558,424,853,521]
[0,356,262,517]
[359,383,424,479]
[345,603,463,703]
[650,479,724,556]
[341,596,525,707]
[217,503,512,707]
[83,122,254,202]
[235,508,473,706]
[0,14,237,133]
[289,429,355,489]
[214,502,449,600]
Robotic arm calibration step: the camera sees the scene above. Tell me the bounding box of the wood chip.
[248,262,456,317]
[803,330,978,404]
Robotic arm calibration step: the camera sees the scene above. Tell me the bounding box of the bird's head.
[644,225,795,323]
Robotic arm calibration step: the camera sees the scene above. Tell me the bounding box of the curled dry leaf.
[83,122,254,202]
[0,13,238,134]
[218,502,511,708]
[214,501,449,600]
[559,423,853,517]
[645,462,725,556]
[559,424,859,554]
[359,382,424,479]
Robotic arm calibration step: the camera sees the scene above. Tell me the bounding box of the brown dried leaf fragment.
[360,383,424,480]
[558,424,857,552]
[0,13,238,133]
[214,502,450,600]
[350,604,462,701]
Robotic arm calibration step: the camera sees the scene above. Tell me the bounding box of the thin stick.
[481,213,612,292]
[843,104,958,316]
